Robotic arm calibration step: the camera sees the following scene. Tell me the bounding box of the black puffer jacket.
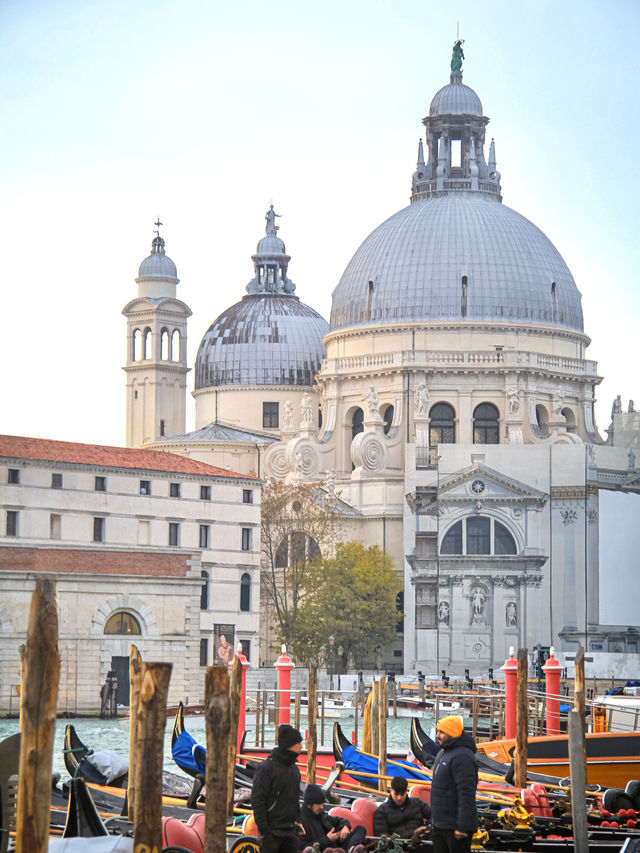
[373,794,431,838]
[299,806,350,850]
[251,746,301,837]
[430,731,478,833]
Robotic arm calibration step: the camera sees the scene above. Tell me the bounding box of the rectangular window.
[200,638,209,667]
[95,476,106,492]
[467,516,491,555]
[200,485,211,501]
[93,517,105,542]
[139,480,151,495]
[51,473,63,489]
[6,510,18,537]
[240,639,251,661]
[415,582,436,628]
[170,482,181,498]
[160,419,166,436]
[50,513,61,539]
[241,527,252,551]
[199,524,210,548]
[8,468,20,484]
[262,401,279,429]
[169,522,180,546]
[138,519,150,545]
[242,489,253,504]
[451,139,462,168]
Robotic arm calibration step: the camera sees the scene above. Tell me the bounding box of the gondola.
[332,722,433,785]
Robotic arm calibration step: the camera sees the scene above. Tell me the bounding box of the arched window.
[473,403,499,444]
[561,407,576,434]
[383,405,394,435]
[200,570,209,610]
[275,534,321,568]
[351,407,364,439]
[104,611,141,635]
[351,407,364,471]
[429,403,455,445]
[133,329,142,361]
[240,573,251,612]
[536,404,550,436]
[171,329,180,361]
[161,329,170,360]
[441,518,517,555]
[395,591,404,633]
[143,328,152,360]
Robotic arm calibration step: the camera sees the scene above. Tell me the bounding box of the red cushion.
[161,815,205,853]
[408,785,431,806]
[329,806,356,827]
[352,798,377,835]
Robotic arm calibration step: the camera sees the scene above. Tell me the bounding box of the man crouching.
[300,784,367,853]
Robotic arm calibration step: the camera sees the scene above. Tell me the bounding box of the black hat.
[278,724,303,750]
[304,784,326,805]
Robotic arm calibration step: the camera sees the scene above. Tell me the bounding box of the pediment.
[436,464,548,507]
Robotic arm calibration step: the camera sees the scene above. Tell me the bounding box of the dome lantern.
[137,219,179,282]
[246,205,296,295]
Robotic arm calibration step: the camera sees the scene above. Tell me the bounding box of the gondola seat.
[328,805,358,827]
[0,733,20,853]
[242,813,258,836]
[408,784,430,806]
[161,813,205,853]
[351,797,376,835]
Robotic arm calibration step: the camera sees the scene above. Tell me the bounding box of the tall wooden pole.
[227,655,242,816]
[514,648,529,789]
[205,666,230,853]
[132,662,172,853]
[307,665,318,784]
[15,576,60,853]
[18,644,25,734]
[378,676,387,792]
[573,646,588,783]
[127,644,142,823]
[371,680,380,757]
[568,711,589,853]
[362,687,372,753]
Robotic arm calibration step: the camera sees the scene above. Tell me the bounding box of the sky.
[1,0,638,449]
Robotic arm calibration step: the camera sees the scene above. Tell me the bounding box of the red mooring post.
[232,644,250,752]
[542,646,562,735]
[275,645,294,727]
[501,646,518,739]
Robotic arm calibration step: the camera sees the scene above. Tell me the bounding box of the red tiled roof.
[0,434,254,479]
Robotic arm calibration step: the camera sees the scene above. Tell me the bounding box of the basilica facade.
[127,47,640,673]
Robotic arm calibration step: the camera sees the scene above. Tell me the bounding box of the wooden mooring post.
[568,710,589,853]
[132,661,172,853]
[514,648,528,788]
[307,665,318,784]
[378,676,388,792]
[205,666,230,853]
[227,655,242,816]
[371,680,380,757]
[127,643,143,823]
[15,576,60,853]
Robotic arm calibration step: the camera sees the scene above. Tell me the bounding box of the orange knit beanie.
[436,715,463,738]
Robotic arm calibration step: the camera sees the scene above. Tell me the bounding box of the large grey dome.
[195,295,328,388]
[430,80,483,116]
[330,193,584,332]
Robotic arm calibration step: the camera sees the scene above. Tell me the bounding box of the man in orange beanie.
[430,716,478,853]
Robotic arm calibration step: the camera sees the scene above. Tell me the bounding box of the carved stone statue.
[451,39,465,75]
[300,392,314,426]
[414,383,429,417]
[282,399,294,431]
[294,451,304,474]
[612,395,623,417]
[471,587,486,625]
[629,400,635,413]
[506,601,517,627]
[438,600,450,625]
[506,385,520,415]
[552,388,564,416]
[265,204,281,236]
[367,385,379,418]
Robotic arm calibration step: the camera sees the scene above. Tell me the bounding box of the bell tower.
[122,222,192,447]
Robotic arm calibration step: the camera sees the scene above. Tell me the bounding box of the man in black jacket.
[252,724,304,853]
[430,716,478,853]
[299,784,367,853]
[373,776,430,840]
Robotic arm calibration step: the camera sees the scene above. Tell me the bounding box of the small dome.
[138,235,178,280]
[430,80,483,116]
[195,295,328,389]
[256,234,286,255]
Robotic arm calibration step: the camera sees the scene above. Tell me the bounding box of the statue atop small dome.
[451,39,465,77]
[265,204,281,236]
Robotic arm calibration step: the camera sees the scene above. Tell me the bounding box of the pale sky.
[1,0,638,448]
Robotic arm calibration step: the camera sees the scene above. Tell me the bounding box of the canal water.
[0,711,441,783]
